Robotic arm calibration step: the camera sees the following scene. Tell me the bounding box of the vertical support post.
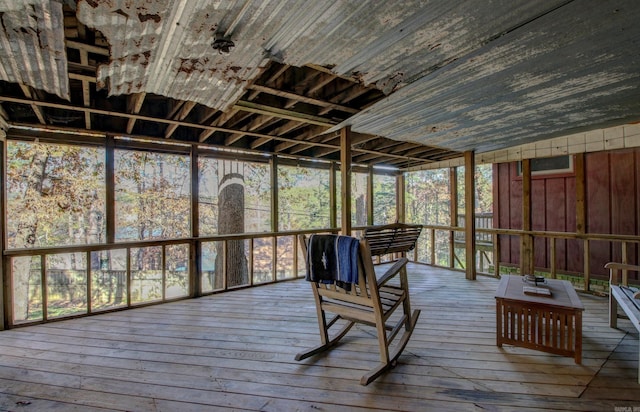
[330,162,337,229]
[105,135,115,244]
[340,126,352,236]
[575,153,586,235]
[575,153,589,290]
[396,172,405,223]
[493,232,501,277]
[0,125,6,329]
[450,167,458,269]
[464,152,476,280]
[430,228,436,265]
[190,145,200,297]
[270,156,279,283]
[492,163,501,277]
[520,158,533,275]
[550,237,557,279]
[41,255,47,321]
[367,166,374,226]
[271,155,279,233]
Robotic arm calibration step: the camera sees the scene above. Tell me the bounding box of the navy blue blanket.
[306,234,359,290]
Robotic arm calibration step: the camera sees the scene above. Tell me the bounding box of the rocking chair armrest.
[377,257,409,287]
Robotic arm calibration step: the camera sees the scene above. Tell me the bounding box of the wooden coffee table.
[495,275,584,363]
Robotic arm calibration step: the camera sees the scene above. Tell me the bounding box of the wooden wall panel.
[532,179,547,268]
[610,150,637,268]
[496,163,514,264]
[510,166,523,265]
[565,177,582,273]
[586,151,612,278]
[546,178,568,271]
[494,147,640,277]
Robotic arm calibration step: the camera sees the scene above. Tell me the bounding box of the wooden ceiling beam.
[65,39,110,56]
[225,114,278,145]
[318,86,370,115]
[288,134,336,155]
[79,49,92,129]
[198,107,218,124]
[250,120,306,149]
[19,85,46,124]
[310,146,341,158]
[388,142,423,154]
[126,92,146,134]
[306,73,336,96]
[165,101,197,138]
[234,100,336,127]
[273,126,329,153]
[0,95,344,151]
[247,63,290,100]
[247,84,358,114]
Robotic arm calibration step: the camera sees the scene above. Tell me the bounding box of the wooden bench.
[605,262,640,383]
[362,223,422,258]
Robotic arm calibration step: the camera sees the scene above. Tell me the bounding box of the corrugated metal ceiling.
[339,0,640,153]
[1,0,640,164]
[77,0,574,112]
[0,0,68,100]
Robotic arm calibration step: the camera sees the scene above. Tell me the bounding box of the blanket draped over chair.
[305,234,359,291]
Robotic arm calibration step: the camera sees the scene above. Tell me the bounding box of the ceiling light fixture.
[211,34,234,54]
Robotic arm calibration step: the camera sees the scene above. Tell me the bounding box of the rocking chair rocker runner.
[296,233,421,385]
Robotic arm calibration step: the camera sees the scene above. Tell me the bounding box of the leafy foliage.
[7,140,105,248]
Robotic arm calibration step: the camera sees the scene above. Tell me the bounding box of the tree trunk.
[214,169,248,288]
[12,150,49,321]
[355,194,367,226]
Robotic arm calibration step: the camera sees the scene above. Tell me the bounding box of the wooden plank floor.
[0,264,638,411]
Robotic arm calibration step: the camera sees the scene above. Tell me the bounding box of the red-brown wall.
[494,147,640,279]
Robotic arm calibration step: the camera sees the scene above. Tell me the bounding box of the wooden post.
[550,237,557,279]
[450,167,458,270]
[575,153,586,235]
[521,158,534,275]
[492,163,501,277]
[396,172,405,223]
[340,126,352,236]
[367,166,374,226]
[575,153,589,290]
[190,145,200,297]
[105,135,115,244]
[270,156,279,284]
[271,155,279,232]
[464,152,476,280]
[0,125,6,329]
[493,232,501,277]
[330,162,337,229]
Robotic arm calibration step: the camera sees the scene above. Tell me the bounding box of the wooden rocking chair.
[296,234,421,385]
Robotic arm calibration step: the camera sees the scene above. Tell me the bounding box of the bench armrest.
[605,262,640,286]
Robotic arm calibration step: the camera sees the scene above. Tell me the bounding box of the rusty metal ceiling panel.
[76,0,567,111]
[0,0,69,100]
[340,0,640,153]
[77,0,278,112]
[2,0,640,167]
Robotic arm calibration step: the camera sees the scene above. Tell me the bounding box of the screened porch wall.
[2,136,400,328]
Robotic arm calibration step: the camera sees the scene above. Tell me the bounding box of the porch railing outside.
[418,222,640,292]
[6,221,640,328]
[6,229,335,327]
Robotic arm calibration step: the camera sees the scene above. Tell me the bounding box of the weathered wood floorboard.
[0,264,638,411]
